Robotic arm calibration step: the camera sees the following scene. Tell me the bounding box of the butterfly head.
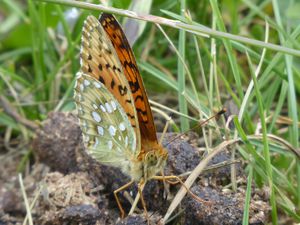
[142,143,168,181]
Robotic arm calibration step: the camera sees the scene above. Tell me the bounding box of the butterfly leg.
[137,179,149,223]
[152,175,211,204]
[114,180,135,218]
[160,170,170,199]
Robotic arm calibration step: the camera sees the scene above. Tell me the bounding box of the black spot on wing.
[112,65,121,72]
[126,113,135,119]
[135,95,143,102]
[88,64,92,73]
[99,76,105,85]
[136,108,147,116]
[119,43,128,50]
[111,79,115,89]
[105,48,112,55]
[118,85,127,96]
[128,81,140,94]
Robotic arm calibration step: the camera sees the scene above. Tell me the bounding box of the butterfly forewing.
[80,15,141,151]
[99,13,158,146]
[74,72,136,168]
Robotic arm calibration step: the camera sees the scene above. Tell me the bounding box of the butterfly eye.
[145,152,158,167]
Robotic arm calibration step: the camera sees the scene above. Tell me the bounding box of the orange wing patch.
[80,16,140,147]
[99,13,158,144]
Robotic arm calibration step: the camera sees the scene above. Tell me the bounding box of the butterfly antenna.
[159,117,172,145]
[164,108,226,147]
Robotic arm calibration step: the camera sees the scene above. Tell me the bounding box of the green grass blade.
[177,0,188,131]
[242,166,253,225]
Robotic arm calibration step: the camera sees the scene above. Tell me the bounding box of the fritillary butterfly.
[73,13,168,218]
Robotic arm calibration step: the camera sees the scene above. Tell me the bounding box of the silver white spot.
[118,135,122,141]
[119,122,126,131]
[94,81,101,89]
[103,42,108,49]
[80,83,84,92]
[92,103,98,109]
[84,79,91,86]
[105,102,112,113]
[108,140,113,150]
[77,105,84,115]
[108,125,116,136]
[100,105,106,112]
[111,100,117,111]
[97,126,104,136]
[92,111,101,122]
[125,136,128,147]
[84,134,89,143]
[76,93,83,102]
[76,72,82,79]
[82,120,88,131]
[80,57,83,66]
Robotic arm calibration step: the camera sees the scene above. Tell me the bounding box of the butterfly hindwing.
[74,72,136,168]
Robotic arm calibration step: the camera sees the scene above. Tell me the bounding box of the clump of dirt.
[32,112,81,174]
[183,186,269,225]
[36,172,112,225]
[0,112,270,225]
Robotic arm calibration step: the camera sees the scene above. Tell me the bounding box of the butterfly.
[73,13,169,218]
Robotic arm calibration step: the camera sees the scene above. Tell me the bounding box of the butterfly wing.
[99,13,158,146]
[74,72,136,169]
[80,15,141,152]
